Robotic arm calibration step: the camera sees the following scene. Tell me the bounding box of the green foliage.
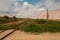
[23,23,60,33]
[22,24,46,32]
[23,24,37,32]
[35,19,46,24]
[4,16,9,19]
[0,23,20,30]
[22,19,60,33]
[0,19,26,30]
[0,19,14,24]
[13,16,17,21]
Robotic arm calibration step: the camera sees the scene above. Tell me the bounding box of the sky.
[0,0,60,18]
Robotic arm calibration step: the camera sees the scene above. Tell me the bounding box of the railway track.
[0,20,27,40]
[0,29,15,40]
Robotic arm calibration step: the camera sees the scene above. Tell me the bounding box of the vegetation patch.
[22,19,60,33]
[0,23,20,30]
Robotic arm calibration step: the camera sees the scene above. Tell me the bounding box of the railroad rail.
[0,20,27,40]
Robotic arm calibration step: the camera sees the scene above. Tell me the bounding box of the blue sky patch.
[54,0,60,2]
[25,0,45,5]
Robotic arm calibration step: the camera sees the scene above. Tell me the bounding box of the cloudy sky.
[0,0,60,18]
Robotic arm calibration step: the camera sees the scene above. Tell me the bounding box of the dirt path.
[4,30,60,40]
[0,30,3,33]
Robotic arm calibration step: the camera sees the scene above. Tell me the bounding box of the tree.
[4,16,9,19]
[13,16,17,21]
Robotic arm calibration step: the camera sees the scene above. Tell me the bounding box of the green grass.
[22,19,60,33]
[0,23,20,30]
[22,24,60,33]
[0,17,60,33]
[0,19,15,24]
[0,19,25,30]
[0,17,24,24]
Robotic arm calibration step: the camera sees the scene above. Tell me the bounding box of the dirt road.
[4,30,60,40]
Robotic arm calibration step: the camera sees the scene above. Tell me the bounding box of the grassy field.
[0,17,24,24]
[22,19,60,33]
[0,16,26,30]
[0,17,60,33]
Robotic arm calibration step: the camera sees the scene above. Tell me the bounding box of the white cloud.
[0,0,17,17]
[1,0,60,18]
[0,8,2,10]
[4,8,9,11]
[45,0,60,10]
[23,2,31,8]
[13,2,44,18]
[0,0,16,11]
[23,2,44,12]
[35,0,60,10]
[14,2,18,6]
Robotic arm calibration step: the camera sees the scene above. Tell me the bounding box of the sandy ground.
[0,30,3,33]
[4,30,60,40]
[0,30,2,32]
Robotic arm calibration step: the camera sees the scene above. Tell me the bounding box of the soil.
[4,30,60,40]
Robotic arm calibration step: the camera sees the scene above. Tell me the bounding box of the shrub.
[22,23,47,32]
[35,19,46,24]
[0,23,20,30]
[22,24,35,32]
[13,16,17,21]
[22,20,60,33]
[0,19,14,24]
[4,16,9,19]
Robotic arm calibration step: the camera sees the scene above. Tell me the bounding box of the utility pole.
[46,9,49,25]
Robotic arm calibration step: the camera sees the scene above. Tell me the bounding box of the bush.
[47,24,60,32]
[35,19,46,24]
[22,23,47,32]
[22,24,36,32]
[4,16,9,19]
[0,19,14,24]
[0,23,20,30]
[0,24,13,30]
[13,16,17,21]
[22,20,60,33]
